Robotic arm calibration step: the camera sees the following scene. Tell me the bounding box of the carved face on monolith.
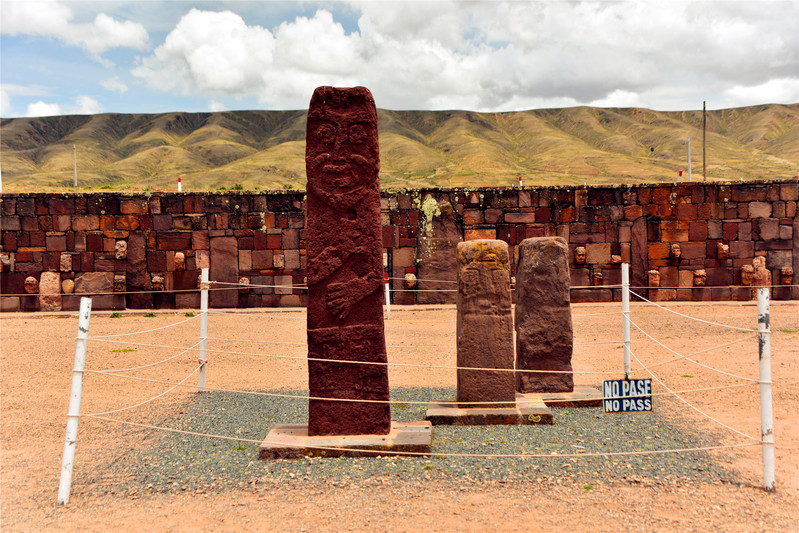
[306,86,379,211]
[305,86,391,436]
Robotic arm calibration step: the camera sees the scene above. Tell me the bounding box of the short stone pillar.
[515,237,574,393]
[456,239,515,407]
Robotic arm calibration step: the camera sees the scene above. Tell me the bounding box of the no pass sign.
[602,379,653,413]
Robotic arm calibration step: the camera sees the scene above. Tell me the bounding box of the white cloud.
[52,1,774,112]
[723,78,799,107]
[209,100,228,112]
[590,90,647,109]
[74,95,101,115]
[0,89,12,116]
[1,0,148,60]
[24,95,101,117]
[100,77,128,94]
[26,101,62,117]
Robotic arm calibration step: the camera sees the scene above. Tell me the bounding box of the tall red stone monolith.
[515,237,574,393]
[305,86,391,436]
[456,239,515,407]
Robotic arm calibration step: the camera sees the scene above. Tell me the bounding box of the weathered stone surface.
[114,240,127,260]
[209,236,239,308]
[74,272,114,294]
[515,237,574,393]
[126,231,152,308]
[456,240,515,408]
[38,271,62,311]
[24,276,39,294]
[113,275,126,292]
[417,194,461,304]
[305,86,390,436]
[62,279,75,294]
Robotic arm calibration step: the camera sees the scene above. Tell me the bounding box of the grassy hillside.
[1,104,797,192]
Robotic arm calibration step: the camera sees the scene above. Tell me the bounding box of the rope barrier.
[91,314,200,339]
[86,337,619,375]
[88,341,202,374]
[630,349,759,442]
[83,364,202,417]
[643,333,759,371]
[628,291,760,332]
[80,371,759,407]
[79,414,760,460]
[628,318,758,383]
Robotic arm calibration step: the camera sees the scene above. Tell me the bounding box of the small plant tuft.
[109,348,136,353]
[144,312,156,318]
[583,484,595,491]
[109,312,123,318]
[232,183,244,190]
[185,312,196,317]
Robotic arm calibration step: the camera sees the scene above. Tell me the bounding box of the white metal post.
[384,272,391,319]
[622,263,631,380]
[199,268,209,392]
[757,288,775,491]
[57,297,92,505]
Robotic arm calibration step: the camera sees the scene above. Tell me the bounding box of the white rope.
[628,318,758,383]
[80,415,760,459]
[630,349,759,442]
[206,310,306,320]
[628,291,759,332]
[90,314,200,339]
[83,364,202,417]
[212,281,307,290]
[644,333,759,371]
[392,277,457,284]
[81,371,758,406]
[205,336,458,349]
[88,341,202,374]
[86,337,616,375]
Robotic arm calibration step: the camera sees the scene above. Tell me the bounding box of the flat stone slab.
[259,421,432,459]
[519,387,603,408]
[425,396,553,426]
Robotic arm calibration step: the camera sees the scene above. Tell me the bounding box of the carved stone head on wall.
[574,246,586,265]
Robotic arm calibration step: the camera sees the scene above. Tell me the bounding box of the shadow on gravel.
[76,387,741,496]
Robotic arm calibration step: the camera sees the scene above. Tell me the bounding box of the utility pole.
[73,145,77,187]
[687,136,692,182]
[702,101,706,181]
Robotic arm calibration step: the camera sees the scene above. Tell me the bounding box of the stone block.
[209,236,239,308]
[465,228,496,240]
[456,240,515,407]
[515,237,573,393]
[74,272,114,294]
[748,201,772,218]
[38,271,62,311]
[585,243,611,265]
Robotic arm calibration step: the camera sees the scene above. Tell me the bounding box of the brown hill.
[1,104,797,192]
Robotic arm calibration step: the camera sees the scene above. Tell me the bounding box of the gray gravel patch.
[76,387,741,496]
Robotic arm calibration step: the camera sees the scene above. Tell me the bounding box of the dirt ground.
[1,300,798,532]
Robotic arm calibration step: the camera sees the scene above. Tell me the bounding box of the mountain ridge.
[2,103,797,192]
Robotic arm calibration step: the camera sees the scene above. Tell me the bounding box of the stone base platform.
[259,421,433,459]
[425,396,553,426]
[520,387,603,408]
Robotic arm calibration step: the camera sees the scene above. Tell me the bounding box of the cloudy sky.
[1,0,797,117]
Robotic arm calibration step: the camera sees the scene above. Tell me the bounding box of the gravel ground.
[76,386,735,498]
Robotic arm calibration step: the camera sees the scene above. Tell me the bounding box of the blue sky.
[1,0,798,117]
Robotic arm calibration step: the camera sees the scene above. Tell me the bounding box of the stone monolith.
[456,240,515,407]
[305,86,390,436]
[515,237,574,393]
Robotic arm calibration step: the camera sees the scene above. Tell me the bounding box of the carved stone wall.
[1,179,797,311]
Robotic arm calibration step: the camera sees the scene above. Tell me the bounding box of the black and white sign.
[602,379,653,413]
